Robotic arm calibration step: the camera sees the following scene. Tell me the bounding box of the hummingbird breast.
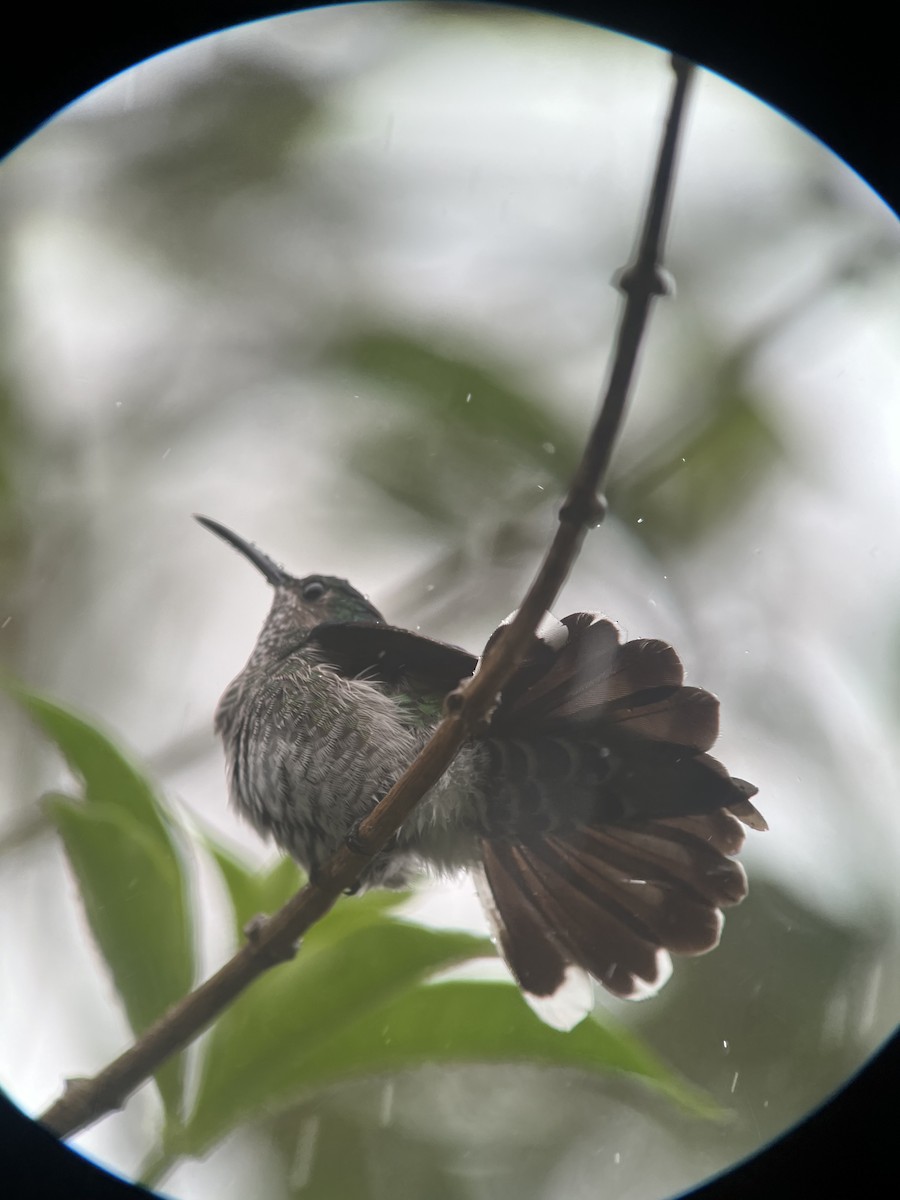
[215,653,484,886]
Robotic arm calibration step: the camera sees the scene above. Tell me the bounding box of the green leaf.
[7,685,194,1119]
[47,796,192,1116]
[177,921,494,1157]
[179,962,718,1161]
[202,830,408,944]
[9,685,176,850]
[281,980,721,1120]
[203,837,304,938]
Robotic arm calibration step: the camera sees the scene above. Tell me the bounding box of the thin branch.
[39,55,696,1141]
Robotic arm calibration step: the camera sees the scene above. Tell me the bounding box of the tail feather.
[495,617,685,728]
[492,615,718,752]
[481,806,751,1005]
[601,684,719,750]
[474,849,569,998]
[652,806,753,855]
[596,746,751,822]
[726,790,769,831]
[544,830,726,953]
[482,837,669,999]
[586,820,748,907]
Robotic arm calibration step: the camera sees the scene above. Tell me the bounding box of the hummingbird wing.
[474,612,765,1020]
[309,621,478,694]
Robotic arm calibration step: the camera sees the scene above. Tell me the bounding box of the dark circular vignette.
[1,2,896,1199]
[1,1088,148,1199]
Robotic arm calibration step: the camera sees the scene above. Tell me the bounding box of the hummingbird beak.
[194,515,289,586]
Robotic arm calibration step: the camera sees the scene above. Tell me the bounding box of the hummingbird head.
[195,515,385,662]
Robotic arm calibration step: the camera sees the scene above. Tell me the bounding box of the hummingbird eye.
[302,580,327,602]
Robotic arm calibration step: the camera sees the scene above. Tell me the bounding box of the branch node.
[243,914,299,964]
[614,262,674,298]
[560,490,607,528]
[345,816,377,858]
[59,1075,126,1120]
[61,1076,93,1102]
[442,686,467,715]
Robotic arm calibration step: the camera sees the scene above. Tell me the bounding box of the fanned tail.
[476,612,766,1020]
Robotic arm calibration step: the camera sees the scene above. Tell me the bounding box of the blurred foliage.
[6,684,195,1120]
[635,877,894,1167]
[71,57,323,276]
[176,924,493,1160]
[0,376,28,577]
[332,329,579,531]
[329,328,786,566]
[608,348,784,553]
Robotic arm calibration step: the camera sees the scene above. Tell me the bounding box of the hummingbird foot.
[341,815,378,893]
[344,814,377,859]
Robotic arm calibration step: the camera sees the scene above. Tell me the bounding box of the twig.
[39,55,696,1141]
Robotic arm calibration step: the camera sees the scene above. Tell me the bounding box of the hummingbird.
[197,515,766,1025]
